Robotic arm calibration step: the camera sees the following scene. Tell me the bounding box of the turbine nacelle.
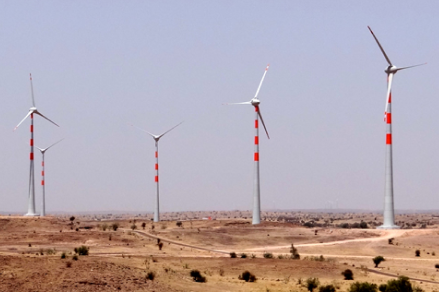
[250,98,260,106]
[385,65,398,74]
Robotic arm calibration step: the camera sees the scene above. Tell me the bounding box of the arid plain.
[1,211,439,292]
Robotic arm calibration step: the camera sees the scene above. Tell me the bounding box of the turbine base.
[377,224,400,230]
[24,212,39,217]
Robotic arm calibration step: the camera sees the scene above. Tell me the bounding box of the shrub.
[360,221,368,229]
[72,255,78,261]
[111,223,119,231]
[101,223,108,231]
[142,222,146,229]
[435,264,439,269]
[342,269,354,280]
[146,271,155,281]
[349,282,377,292]
[66,261,72,268]
[378,284,387,292]
[386,276,413,292]
[319,284,336,292]
[263,252,273,259]
[238,271,256,282]
[388,238,394,245]
[340,223,350,229]
[190,270,206,283]
[240,253,248,258]
[69,216,75,222]
[158,242,163,250]
[74,246,89,256]
[432,251,436,256]
[251,254,256,259]
[61,252,66,259]
[176,221,183,227]
[46,248,56,255]
[290,244,300,259]
[415,250,420,257]
[306,277,320,292]
[131,224,137,230]
[373,256,385,267]
[219,268,224,276]
[230,252,237,258]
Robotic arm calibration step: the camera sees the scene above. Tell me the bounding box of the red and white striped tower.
[224,64,270,225]
[14,74,59,216]
[154,141,160,222]
[253,106,261,224]
[36,139,63,217]
[28,112,36,215]
[132,122,183,222]
[368,27,425,229]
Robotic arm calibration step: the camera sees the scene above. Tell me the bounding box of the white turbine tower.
[225,64,270,225]
[36,139,64,217]
[133,122,183,222]
[368,26,425,229]
[14,74,59,216]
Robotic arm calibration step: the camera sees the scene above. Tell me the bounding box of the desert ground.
[1,211,439,291]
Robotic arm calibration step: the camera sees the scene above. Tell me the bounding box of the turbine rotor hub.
[251,99,260,106]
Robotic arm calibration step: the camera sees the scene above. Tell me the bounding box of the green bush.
[386,276,413,292]
[146,271,155,281]
[306,277,320,292]
[319,284,336,292]
[74,245,89,256]
[263,252,273,259]
[373,256,385,267]
[238,271,256,282]
[379,284,387,292]
[342,269,354,280]
[349,282,377,292]
[190,270,206,283]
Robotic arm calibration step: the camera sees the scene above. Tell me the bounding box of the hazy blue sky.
[1,1,438,213]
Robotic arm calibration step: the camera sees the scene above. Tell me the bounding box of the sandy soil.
[1,214,439,291]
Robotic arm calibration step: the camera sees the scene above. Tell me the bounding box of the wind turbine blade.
[158,121,183,139]
[384,73,394,121]
[130,124,157,138]
[257,108,270,139]
[45,138,64,151]
[30,73,36,107]
[36,146,44,152]
[223,101,252,105]
[14,111,32,131]
[396,63,427,71]
[368,26,393,66]
[34,111,59,127]
[254,64,270,99]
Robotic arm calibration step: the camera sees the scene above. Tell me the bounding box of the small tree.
[290,244,300,259]
[306,277,320,292]
[158,242,163,250]
[415,250,420,257]
[360,221,368,229]
[60,252,66,259]
[238,271,256,282]
[141,222,146,230]
[111,223,119,231]
[240,253,248,258]
[349,282,377,292]
[319,284,336,292]
[190,270,206,283]
[230,252,237,258]
[69,216,75,222]
[176,221,183,227]
[342,269,354,280]
[373,256,385,268]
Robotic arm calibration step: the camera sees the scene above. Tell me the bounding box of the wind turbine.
[36,139,64,217]
[225,64,270,225]
[14,74,59,216]
[133,122,183,222]
[368,26,425,229]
